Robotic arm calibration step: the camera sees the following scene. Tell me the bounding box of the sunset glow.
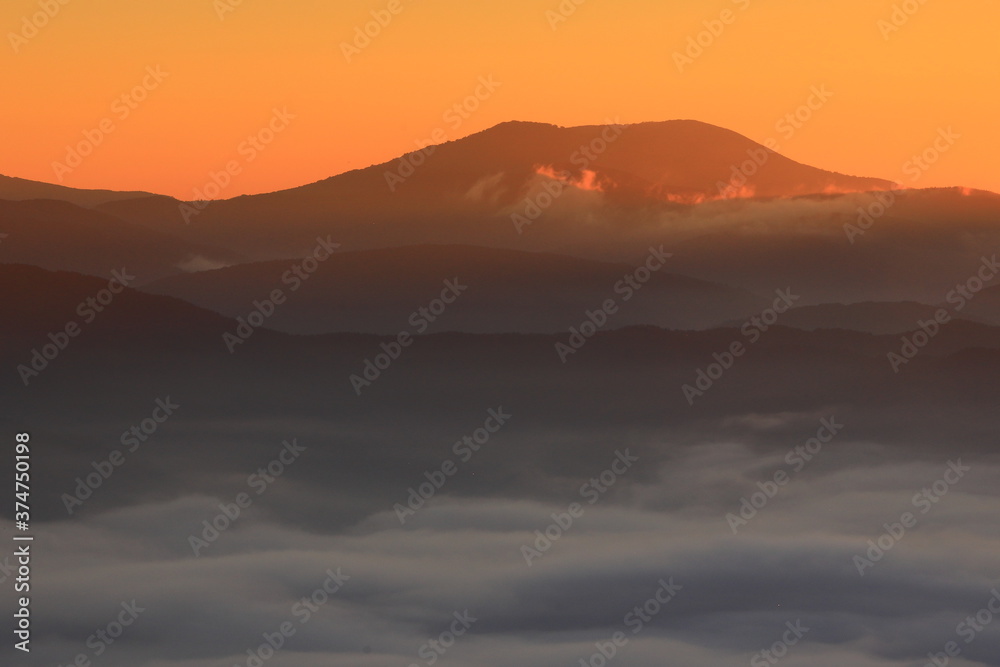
[535,165,605,193]
[1,0,997,198]
[7,3,1000,666]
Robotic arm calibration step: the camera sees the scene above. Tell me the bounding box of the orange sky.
[2,0,998,199]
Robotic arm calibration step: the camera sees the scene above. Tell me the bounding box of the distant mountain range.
[5,120,896,257]
[3,119,999,322]
[142,244,766,334]
[0,199,241,283]
[3,262,1000,527]
[0,173,156,207]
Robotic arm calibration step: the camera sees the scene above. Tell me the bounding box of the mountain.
[0,173,156,208]
[0,199,243,283]
[6,122,997,309]
[90,120,896,258]
[768,301,980,334]
[141,244,766,334]
[4,263,1000,523]
[960,284,1000,326]
[663,187,1000,304]
[0,263,244,351]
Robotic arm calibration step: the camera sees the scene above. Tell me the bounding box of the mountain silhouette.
[0,199,243,282]
[142,244,766,334]
[86,120,897,258]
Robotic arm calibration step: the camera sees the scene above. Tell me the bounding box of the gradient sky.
[2,0,998,199]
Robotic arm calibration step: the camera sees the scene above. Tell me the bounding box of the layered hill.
[92,120,896,257]
[0,199,242,282]
[0,174,155,208]
[142,244,767,334]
